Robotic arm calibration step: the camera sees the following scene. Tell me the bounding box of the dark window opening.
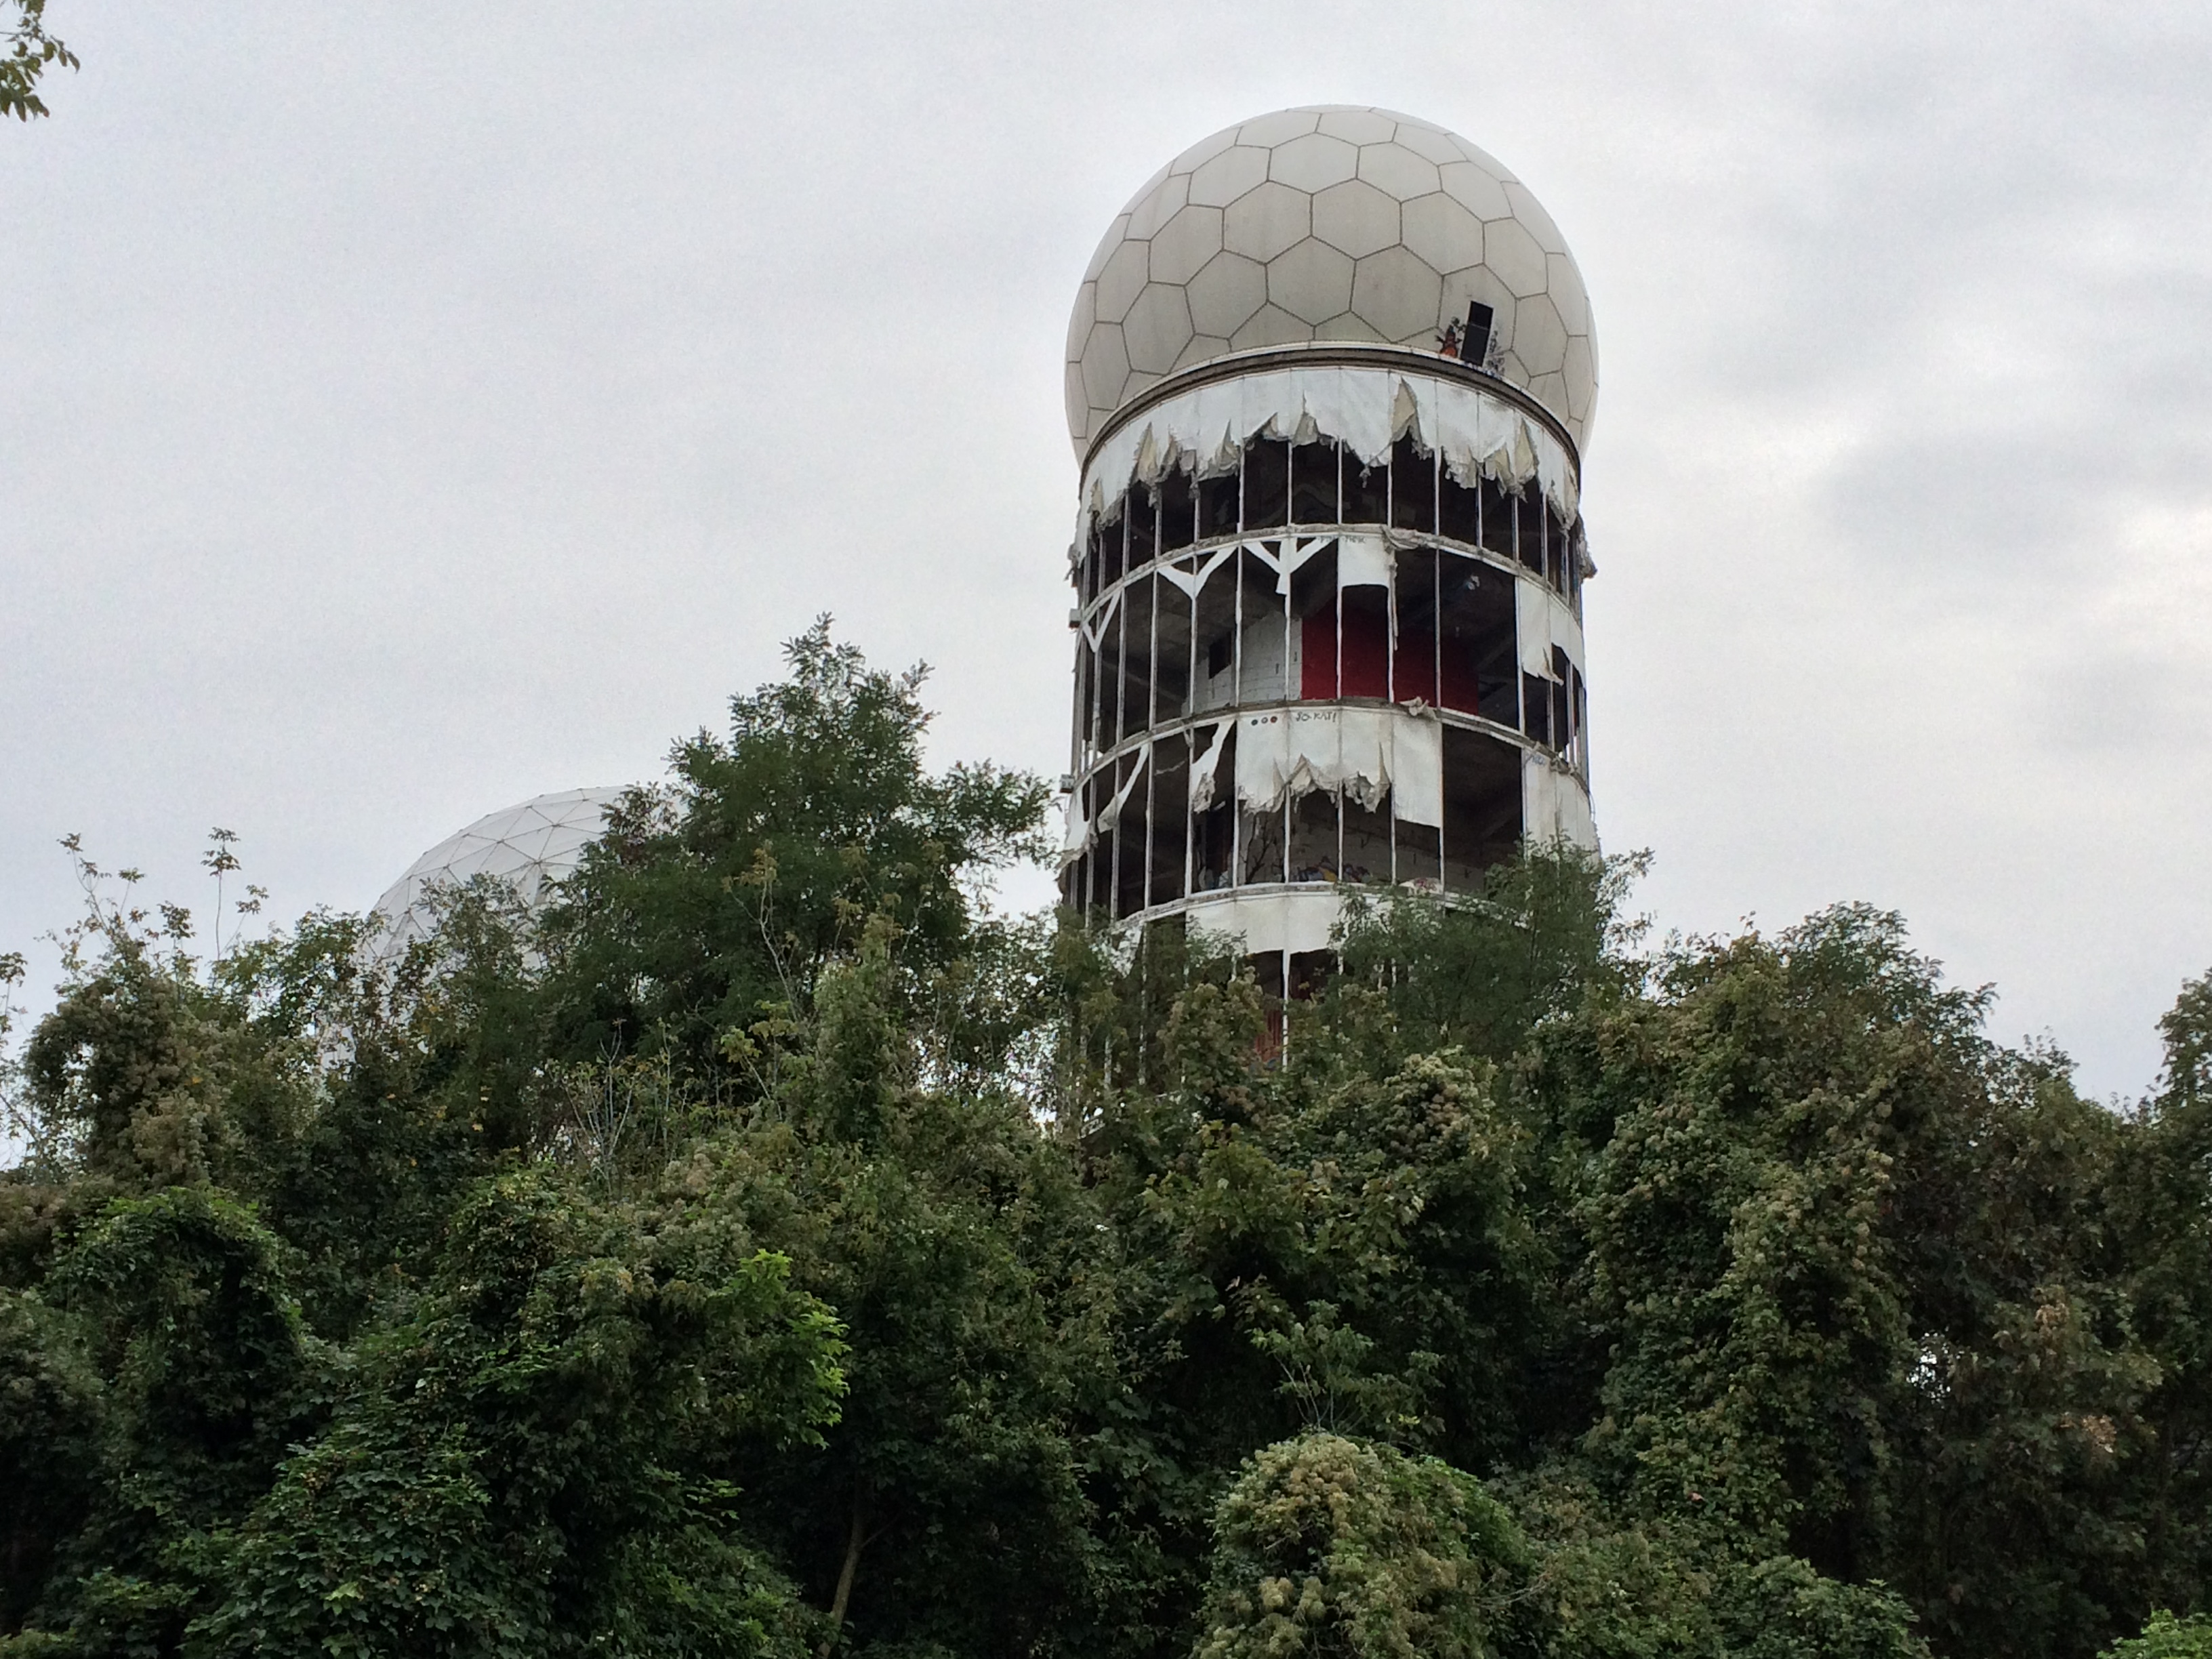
[1206,631,1232,678]
[1345,455,1389,525]
[1439,558,1515,719]
[1100,508,1127,589]
[1439,466,1481,544]
[1477,478,1514,559]
[1343,795,1390,885]
[1076,639,1097,752]
[1394,814,1441,889]
[1240,804,1286,886]
[1393,547,1439,707]
[1288,949,1334,1000]
[1290,790,1339,882]
[1245,438,1290,530]
[1465,301,1495,365]
[1514,491,1544,579]
[1160,466,1196,553]
[1149,731,1190,907]
[1200,470,1240,538]
[1292,441,1340,526]
[1110,751,1147,919]
[1390,436,1435,533]
[1194,724,1235,892]
[1193,798,1234,893]
[1522,672,1551,747]
[1116,577,1157,744]
[1441,726,1523,890]
[1152,577,1193,719]
[1128,483,1158,571]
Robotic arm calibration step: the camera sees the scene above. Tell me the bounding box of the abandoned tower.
[1058,106,1599,983]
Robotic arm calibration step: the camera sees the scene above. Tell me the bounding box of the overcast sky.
[5,1,2210,1100]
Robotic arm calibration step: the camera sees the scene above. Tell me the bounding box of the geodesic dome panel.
[1066,106,1597,461]
[368,786,623,964]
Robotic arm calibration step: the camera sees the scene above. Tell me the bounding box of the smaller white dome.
[369,787,623,964]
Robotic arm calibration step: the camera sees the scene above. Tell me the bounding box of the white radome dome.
[1066,106,1597,460]
[369,786,623,964]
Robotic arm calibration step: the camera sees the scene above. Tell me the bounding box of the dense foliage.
[3,624,2207,1658]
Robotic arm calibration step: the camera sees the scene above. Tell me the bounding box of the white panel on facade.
[1187,889,1345,958]
[1082,364,1581,530]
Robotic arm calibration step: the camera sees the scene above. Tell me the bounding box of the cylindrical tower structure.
[1058,106,1599,980]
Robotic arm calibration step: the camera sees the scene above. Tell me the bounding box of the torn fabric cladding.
[1083,365,1580,533]
[1189,722,1230,812]
[1519,754,1597,851]
[1515,578,1585,680]
[1098,745,1151,830]
[1234,705,1443,827]
[1057,791,1093,869]
[1185,889,1345,958]
[1555,771,1597,848]
[1338,533,1392,590]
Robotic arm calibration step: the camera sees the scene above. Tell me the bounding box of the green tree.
[184,1168,846,1659]
[1192,1432,1532,1659]
[2102,1613,2212,1659]
[535,620,1048,1094]
[1,0,73,121]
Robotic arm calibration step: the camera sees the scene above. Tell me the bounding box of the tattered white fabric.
[1555,771,1597,849]
[1084,365,1580,533]
[1058,790,1094,867]
[1189,722,1230,812]
[1098,747,1150,830]
[1234,704,1444,827]
[1514,577,1586,680]
[1519,754,1599,852]
[1338,533,1392,590]
[1185,888,1345,958]
[1391,712,1443,827]
[1059,747,1155,870]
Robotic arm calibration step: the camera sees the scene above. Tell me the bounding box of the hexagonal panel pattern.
[1067,105,1597,460]
[369,787,623,964]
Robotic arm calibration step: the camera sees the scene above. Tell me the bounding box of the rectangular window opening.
[1345,454,1389,525]
[1292,440,1340,526]
[1439,556,1515,720]
[1245,438,1290,530]
[1342,796,1390,886]
[1149,729,1190,908]
[1289,790,1340,882]
[1390,436,1436,534]
[1160,466,1196,554]
[1477,477,1514,559]
[1441,726,1522,890]
[1465,301,1495,365]
[1128,483,1160,571]
[1200,469,1241,539]
[1393,547,1439,708]
[1439,466,1481,545]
